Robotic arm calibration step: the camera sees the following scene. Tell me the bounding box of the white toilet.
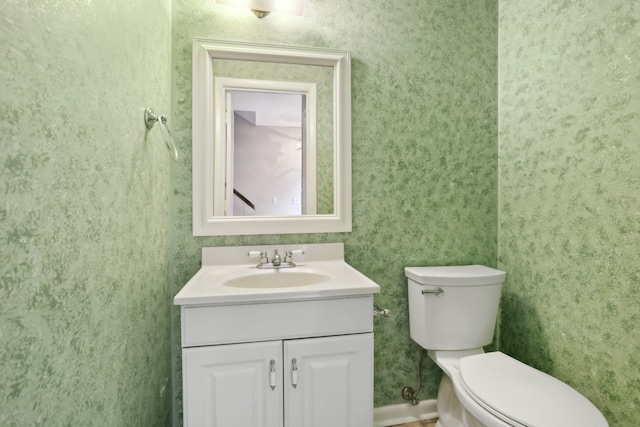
[405,265,608,427]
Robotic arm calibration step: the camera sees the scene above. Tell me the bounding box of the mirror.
[192,39,351,236]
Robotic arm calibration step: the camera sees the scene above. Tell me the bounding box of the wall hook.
[145,108,179,161]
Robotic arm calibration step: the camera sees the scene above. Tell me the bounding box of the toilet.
[405,265,608,427]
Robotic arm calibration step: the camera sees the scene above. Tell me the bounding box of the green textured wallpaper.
[1,0,173,426]
[13,1,636,425]
[171,0,498,421]
[499,1,640,426]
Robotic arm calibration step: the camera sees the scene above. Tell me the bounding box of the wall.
[498,1,640,425]
[0,0,173,425]
[171,0,498,420]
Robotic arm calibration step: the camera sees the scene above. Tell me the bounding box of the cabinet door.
[183,341,283,427]
[284,333,374,427]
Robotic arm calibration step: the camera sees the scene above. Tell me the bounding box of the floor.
[391,419,438,427]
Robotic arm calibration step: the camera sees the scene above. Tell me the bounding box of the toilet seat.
[459,352,608,427]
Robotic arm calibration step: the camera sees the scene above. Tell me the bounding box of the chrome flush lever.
[422,287,444,296]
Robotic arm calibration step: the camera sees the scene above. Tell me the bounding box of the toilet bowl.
[405,265,608,427]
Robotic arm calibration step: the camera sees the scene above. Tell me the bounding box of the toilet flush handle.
[422,287,444,296]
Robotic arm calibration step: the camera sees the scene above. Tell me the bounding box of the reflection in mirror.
[192,39,351,236]
[214,79,324,217]
[212,60,335,218]
[230,90,309,217]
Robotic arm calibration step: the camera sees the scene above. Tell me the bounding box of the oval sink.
[223,270,332,289]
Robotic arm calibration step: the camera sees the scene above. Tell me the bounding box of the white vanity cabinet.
[183,333,373,427]
[175,244,380,427]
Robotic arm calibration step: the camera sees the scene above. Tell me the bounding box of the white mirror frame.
[192,38,352,236]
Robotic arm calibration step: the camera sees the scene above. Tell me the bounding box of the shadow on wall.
[499,292,554,374]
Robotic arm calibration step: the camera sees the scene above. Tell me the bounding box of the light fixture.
[216,0,304,18]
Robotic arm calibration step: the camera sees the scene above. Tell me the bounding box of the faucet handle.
[248,250,262,258]
[248,250,269,264]
[284,249,305,263]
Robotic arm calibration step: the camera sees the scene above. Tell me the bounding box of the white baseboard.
[373,399,438,427]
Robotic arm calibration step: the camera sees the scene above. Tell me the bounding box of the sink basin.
[223,270,332,289]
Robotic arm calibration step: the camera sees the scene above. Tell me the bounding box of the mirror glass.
[213,73,332,217]
[228,89,313,217]
[192,39,351,236]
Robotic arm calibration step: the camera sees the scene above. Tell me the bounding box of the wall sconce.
[216,0,304,18]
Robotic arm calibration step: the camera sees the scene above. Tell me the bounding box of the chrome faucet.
[248,249,304,269]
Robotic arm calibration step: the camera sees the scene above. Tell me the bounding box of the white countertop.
[174,243,380,306]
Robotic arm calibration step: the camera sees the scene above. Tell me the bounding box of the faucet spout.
[272,250,281,267]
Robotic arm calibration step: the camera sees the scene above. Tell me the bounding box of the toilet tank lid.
[404,265,505,286]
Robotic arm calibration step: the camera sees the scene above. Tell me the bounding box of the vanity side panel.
[181,296,373,347]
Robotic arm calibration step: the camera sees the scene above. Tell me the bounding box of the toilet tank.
[405,265,506,351]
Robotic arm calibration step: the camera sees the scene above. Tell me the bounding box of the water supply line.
[402,348,426,405]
